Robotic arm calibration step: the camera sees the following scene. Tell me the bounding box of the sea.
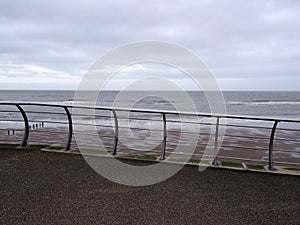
[0,90,300,119]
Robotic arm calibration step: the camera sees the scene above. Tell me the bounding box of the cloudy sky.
[0,0,299,91]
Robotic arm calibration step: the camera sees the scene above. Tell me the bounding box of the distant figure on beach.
[29,122,45,130]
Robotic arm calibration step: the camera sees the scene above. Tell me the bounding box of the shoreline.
[1,125,300,170]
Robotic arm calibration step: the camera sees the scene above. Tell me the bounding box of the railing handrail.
[0,101,300,170]
[1,101,300,123]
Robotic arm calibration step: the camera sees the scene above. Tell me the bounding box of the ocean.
[0,90,300,118]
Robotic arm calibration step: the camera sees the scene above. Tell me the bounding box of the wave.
[228,101,300,106]
[46,100,95,105]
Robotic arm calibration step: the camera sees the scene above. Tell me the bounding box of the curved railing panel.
[0,101,299,170]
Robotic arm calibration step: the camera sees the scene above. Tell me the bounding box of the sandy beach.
[1,124,299,167]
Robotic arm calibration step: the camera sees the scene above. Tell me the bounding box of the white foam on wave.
[229,101,300,106]
[46,100,95,105]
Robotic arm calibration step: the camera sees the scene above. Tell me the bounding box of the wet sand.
[1,124,300,167]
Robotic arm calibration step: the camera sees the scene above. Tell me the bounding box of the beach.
[1,124,300,168]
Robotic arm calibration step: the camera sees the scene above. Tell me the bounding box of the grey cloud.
[0,0,299,90]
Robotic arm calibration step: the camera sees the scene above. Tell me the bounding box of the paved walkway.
[0,149,299,225]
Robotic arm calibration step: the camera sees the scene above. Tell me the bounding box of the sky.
[0,0,300,91]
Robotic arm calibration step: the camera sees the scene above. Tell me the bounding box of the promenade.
[0,149,299,225]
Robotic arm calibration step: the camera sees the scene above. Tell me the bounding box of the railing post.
[112,110,119,156]
[268,120,279,171]
[16,105,29,148]
[64,107,73,151]
[212,117,220,166]
[160,113,167,160]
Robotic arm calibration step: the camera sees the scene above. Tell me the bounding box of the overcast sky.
[0,0,299,91]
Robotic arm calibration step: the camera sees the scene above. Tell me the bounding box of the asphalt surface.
[0,149,299,225]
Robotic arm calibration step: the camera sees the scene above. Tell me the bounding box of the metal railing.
[0,101,300,170]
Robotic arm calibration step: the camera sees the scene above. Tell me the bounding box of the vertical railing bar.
[16,105,29,148]
[268,120,279,171]
[212,117,220,166]
[64,106,73,151]
[112,110,119,155]
[160,113,167,160]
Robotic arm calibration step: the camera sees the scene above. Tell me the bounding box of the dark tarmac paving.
[0,149,299,225]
